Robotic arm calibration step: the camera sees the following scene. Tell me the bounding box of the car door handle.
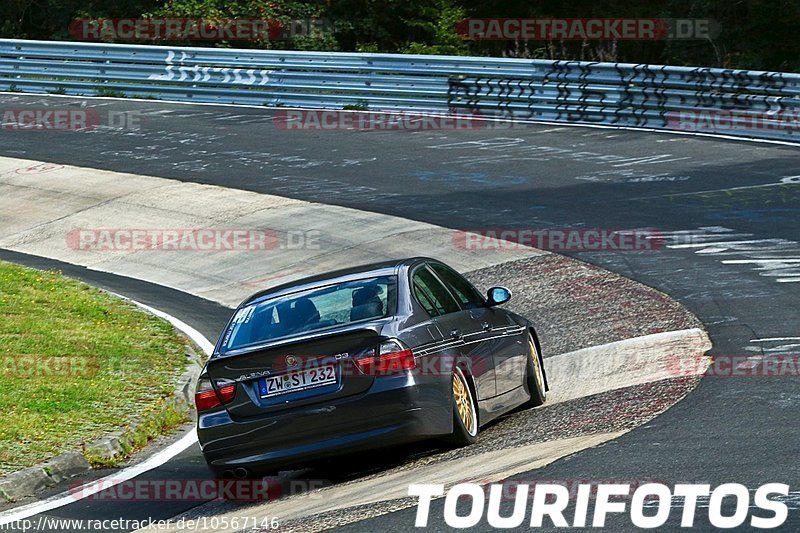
[450,329,462,339]
[482,322,492,331]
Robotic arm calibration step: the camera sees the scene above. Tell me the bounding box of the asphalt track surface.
[1,95,800,530]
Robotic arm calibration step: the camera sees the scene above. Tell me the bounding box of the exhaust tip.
[222,469,235,479]
[234,467,250,479]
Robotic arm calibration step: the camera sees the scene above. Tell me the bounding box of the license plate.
[259,364,337,397]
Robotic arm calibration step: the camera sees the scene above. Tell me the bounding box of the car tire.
[444,366,479,447]
[523,332,547,407]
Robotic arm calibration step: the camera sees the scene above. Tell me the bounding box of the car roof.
[242,256,438,306]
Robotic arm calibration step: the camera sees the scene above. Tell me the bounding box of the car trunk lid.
[205,325,383,418]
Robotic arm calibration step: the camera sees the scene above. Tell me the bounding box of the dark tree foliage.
[1,0,798,71]
[2,0,161,40]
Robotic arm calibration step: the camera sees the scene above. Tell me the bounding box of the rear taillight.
[355,340,416,376]
[195,378,236,412]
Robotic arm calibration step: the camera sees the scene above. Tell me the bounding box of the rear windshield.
[220,276,397,353]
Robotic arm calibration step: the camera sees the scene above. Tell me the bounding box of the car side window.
[430,263,485,310]
[411,267,461,317]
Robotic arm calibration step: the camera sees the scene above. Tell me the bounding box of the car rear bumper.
[198,375,451,472]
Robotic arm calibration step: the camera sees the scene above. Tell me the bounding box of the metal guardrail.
[1,39,800,141]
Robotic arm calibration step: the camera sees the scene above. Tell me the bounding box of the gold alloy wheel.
[453,368,477,435]
[529,336,545,395]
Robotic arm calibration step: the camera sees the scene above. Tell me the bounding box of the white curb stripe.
[0,298,210,526]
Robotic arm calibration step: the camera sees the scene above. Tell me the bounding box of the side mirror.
[486,286,512,306]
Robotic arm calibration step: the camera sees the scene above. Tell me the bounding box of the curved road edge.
[135,331,710,533]
[0,152,713,530]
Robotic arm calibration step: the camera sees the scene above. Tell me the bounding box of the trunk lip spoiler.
[211,316,398,360]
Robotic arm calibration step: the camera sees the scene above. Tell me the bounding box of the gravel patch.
[464,254,704,356]
[168,253,708,532]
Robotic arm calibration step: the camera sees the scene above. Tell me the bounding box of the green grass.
[84,401,187,469]
[343,102,369,110]
[95,88,126,98]
[0,261,188,475]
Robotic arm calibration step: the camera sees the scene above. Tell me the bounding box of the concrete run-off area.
[0,155,710,522]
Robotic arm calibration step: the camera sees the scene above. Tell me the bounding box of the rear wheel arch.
[454,360,480,428]
[442,363,479,446]
[528,327,548,391]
